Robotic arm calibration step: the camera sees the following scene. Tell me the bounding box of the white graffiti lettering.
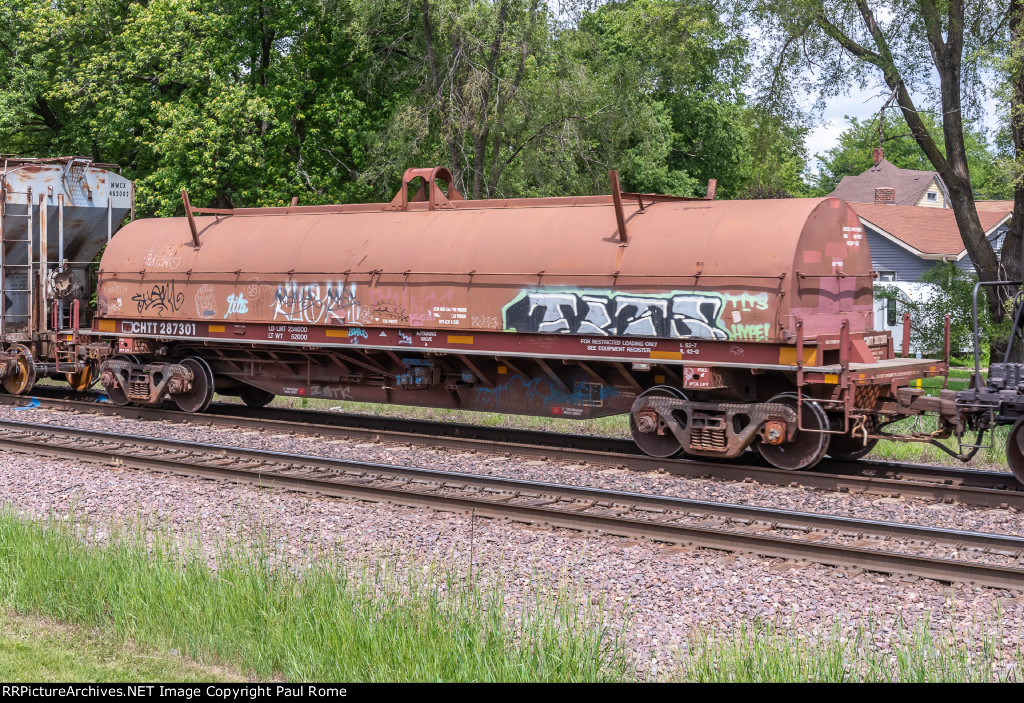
[273,282,359,324]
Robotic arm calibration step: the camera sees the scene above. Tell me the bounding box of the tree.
[0,0,772,211]
[574,0,751,195]
[352,0,764,199]
[569,0,811,199]
[0,0,386,214]
[734,112,812,198]
[757,0,1018,319]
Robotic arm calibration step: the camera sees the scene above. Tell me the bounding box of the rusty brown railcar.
[51,167,963,471]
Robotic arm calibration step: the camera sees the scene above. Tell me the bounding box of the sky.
[804,85,893,170]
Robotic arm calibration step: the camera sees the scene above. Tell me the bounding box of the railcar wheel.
[629,385,687,458]
[101,354,138,406]
[171,357,215,413]
[756,393,831,471]
[827,432,878,461]
[66,364,97,392]
[2,344,37,395]
[239,385,275,408]
[1006,417,1024,484]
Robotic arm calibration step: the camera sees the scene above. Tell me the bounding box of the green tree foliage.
[0,0,386,214]
[734,113,812,198]
[754,0,1018,319]
[0,0,810,210]
[572,0,749,196]
[352,0,764,199]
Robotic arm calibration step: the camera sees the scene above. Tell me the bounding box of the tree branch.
[811,2,883,67]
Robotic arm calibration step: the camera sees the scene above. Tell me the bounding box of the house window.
[876,270,897,282]
[927,192,938,202]
[886,298,898,327]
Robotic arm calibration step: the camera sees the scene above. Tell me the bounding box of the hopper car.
[0,155,132,389]
[4,164,1024,478]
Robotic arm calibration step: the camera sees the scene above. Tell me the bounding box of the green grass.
[0,510,629,682]
[676,616,1021,682]
[868,418,1012,469]
[0,611,240,682]
[1,509,1020,682]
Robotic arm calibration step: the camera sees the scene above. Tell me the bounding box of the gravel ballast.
[1,404,1022,675]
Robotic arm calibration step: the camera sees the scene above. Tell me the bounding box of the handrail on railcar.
[972,279,1024,391]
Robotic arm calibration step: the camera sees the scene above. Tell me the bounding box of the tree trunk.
[1001,0,1024,361]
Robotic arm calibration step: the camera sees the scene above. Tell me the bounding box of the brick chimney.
[872,147,884,165]
[874,187,895,204]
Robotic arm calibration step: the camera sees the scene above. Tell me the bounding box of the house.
[826,150,1013,352]
[823,148,1013,279]
[829,148,950,208]
[852,201,1013,282]
[852,202,1012,355]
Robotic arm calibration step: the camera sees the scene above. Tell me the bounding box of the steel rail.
[1,418,1023,591]
[4,390,1024,512]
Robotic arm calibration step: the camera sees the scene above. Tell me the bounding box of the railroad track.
[4,389,1024,512]
[1,417,1023,590]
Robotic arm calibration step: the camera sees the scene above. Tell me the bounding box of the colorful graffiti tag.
[502,290,730,340]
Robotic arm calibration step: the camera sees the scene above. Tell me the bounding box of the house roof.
[975,199,1014,213]
[851,201,1012,258]
[828,158,947,206]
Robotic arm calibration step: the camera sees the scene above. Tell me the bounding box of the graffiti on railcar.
[473,373,620,414]
[99,283,129,315]
[369,298,409,324]
[132,281,185,316]
[308,384,353,400]
[352,286,460,327]
[408,290,457,326]
[194,284,218,318]
[727,322,771,341]
[224,293,249,317]
[245,276,276,308]
[272,281,360,324]
[502,290,730,340]
[723,292,770,312]
[144,245,183,270]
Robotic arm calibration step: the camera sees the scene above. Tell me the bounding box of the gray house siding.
[865,220,1009,281]
[864,228,933,281]
[956,223,1009,274]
